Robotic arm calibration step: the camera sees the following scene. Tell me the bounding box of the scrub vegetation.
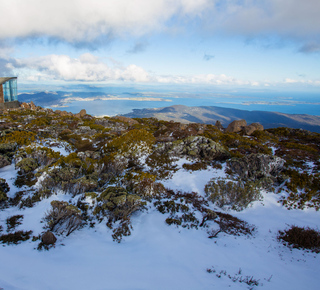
[0,105,319,248]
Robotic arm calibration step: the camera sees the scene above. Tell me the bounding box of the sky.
[0,0,320,91]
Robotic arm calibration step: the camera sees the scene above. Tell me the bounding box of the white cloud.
[0,0,209,43]
[8,53,320,87]
[204,0,320,41]
[1,0,318,49]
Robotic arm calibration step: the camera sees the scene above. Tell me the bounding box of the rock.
[227,153,285,181]
[20,102,30,109]
[112,116,139,126]
[75,109,87,118]
[226,119,247,133]
[41,231,57,245]
[30,101,37,110]
[244,123,264,136]
[79,109,86,117]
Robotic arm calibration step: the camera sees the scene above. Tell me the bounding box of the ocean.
[18,84,320,117]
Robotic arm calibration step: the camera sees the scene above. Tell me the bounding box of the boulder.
[75,109,87,118]
[226,119,247,133]
[244,123,264,136]
[41,231,57,245]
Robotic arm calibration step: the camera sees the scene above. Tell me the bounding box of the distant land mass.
[122,105,320,133]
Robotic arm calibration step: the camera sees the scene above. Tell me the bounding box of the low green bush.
[205,179,261,211]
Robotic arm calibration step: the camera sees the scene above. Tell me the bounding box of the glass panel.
[2,79,17,102]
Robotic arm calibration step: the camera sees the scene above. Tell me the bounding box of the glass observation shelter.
[0,77,18,103]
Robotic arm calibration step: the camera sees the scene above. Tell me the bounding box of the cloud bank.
[0,0,319,51]
[0,0,208,43]
[7,53,260,85]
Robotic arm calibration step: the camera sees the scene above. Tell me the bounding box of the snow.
[161,158,227,196]
[1,161,320,290]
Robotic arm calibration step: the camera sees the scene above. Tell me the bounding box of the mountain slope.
[123,105,320,133]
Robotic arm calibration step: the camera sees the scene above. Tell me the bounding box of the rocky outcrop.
[226,120,264,135]
[41,231,57,245]
[227,153,284,181]
[157,136,230,161]
[74,109,87,118]
[244,123,264,136]
[226,120,247,133]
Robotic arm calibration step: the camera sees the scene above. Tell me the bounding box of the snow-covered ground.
[1,160,320,290]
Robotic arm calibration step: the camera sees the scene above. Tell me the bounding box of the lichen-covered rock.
[226,119,247,133]
[41,231,57,245]
[244,123,264,136]
[227,153,284,181]
[77,150,101,160]
[157,136,230,161]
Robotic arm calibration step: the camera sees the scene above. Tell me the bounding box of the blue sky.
[0,0,319,91]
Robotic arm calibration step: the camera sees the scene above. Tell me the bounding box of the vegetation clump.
[6,215,24,232]
[0,230,33,245]
[94,186,146,242]
[0,178,10,203]
[205,179,261,211]
[44,200,83,236]
[278,225,320,252]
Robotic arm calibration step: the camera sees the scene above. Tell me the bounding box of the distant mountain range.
[122,105,320,133]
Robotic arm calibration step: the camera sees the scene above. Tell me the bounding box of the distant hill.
[122,104,320,133]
